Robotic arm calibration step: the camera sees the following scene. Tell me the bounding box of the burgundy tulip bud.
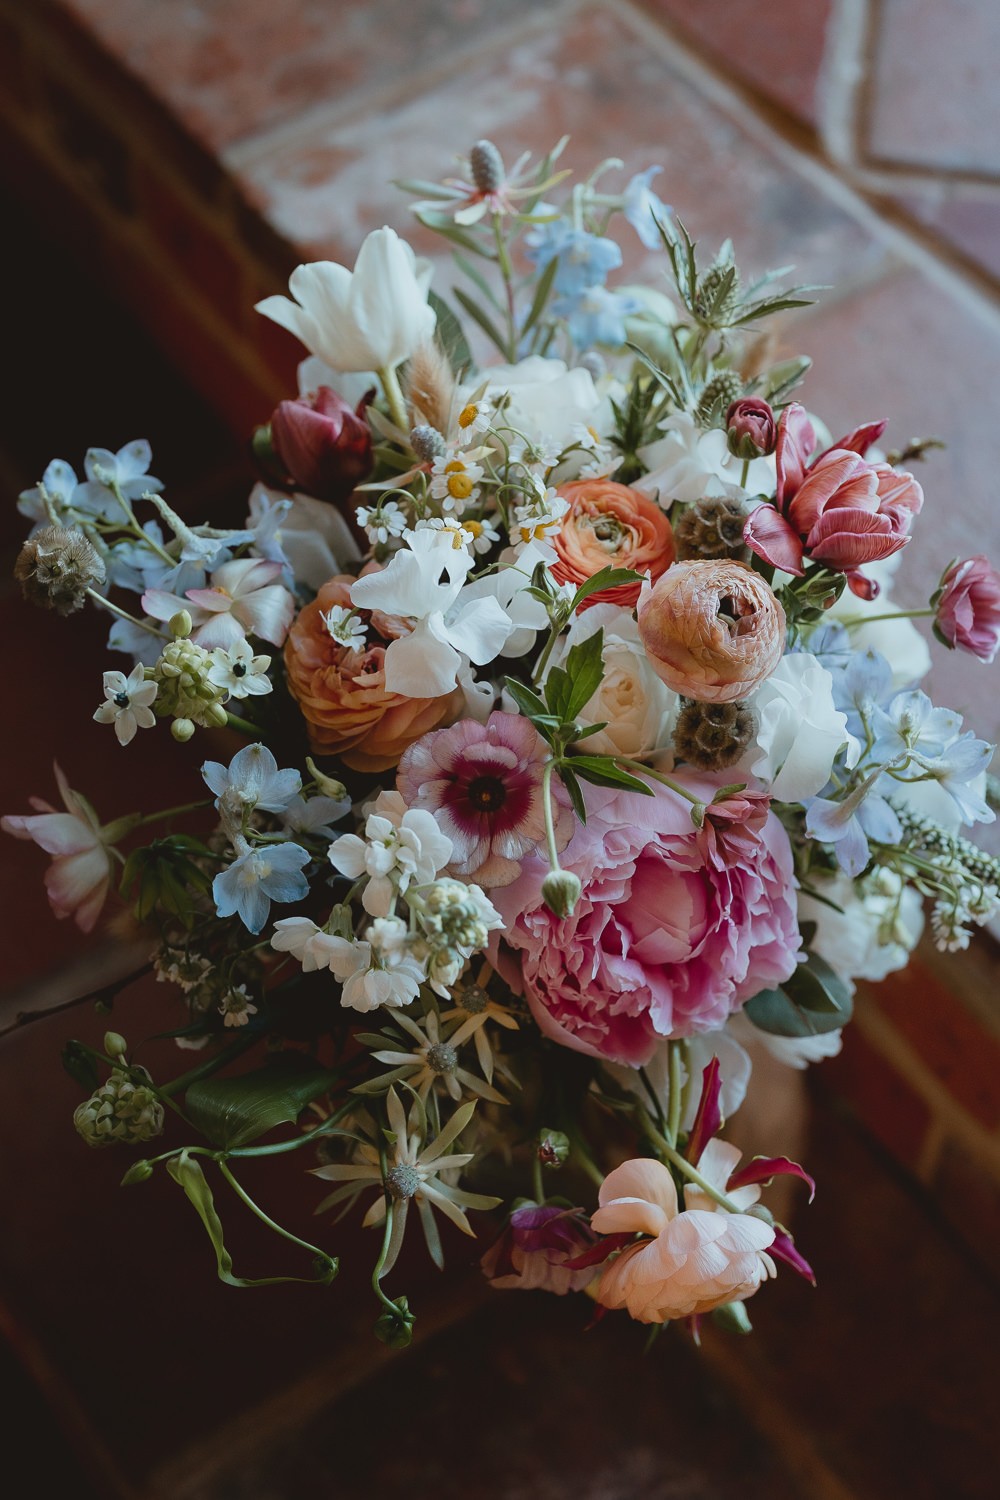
[726,397,776,460]
[269,385,374,503]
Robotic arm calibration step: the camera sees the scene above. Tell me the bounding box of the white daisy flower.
[356,500,408,546]
[208,640,273,698]
[429,455,484,513]
[455,397,495,440]
[219,984,258,1028]
[93,664,158,745]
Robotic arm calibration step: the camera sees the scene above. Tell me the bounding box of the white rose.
[481,356,613,451]
[737,653,858,801]
[550,604,678,759]
[797,868,924,990]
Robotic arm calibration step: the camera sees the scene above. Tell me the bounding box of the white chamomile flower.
[511,485,569,546]
[416,516,475,551]
[219,984,258,1028]
[463,515,501,555]
[93,664,158,746]
[455,396,495,440]
[208,640,273,698]
[356,499,408,546]
[321,603,368,648]
[429,454,484,513]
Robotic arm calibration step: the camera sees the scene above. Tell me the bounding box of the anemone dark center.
[466,774,507,812]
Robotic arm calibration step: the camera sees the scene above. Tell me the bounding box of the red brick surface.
[824,1024,933,1168]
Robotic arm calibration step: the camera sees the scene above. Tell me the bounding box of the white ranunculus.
[738,652,859,801]
[481,356,612,451]
[256,228,436,374]
[550,604,678,759]
[797,868,924,990]
[635,411,774,506]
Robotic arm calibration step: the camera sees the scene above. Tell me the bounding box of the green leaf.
[558,765,587,822]
[166,1151,338,1288]
[570,565,643,612]
[520,253,559,337]
[453,253,504,312]
[62,1040,99,1093]
[561,629,605,724]
[414,209,494,260]
[452,286,510,358]
[426,290,472,378]
[743,953,852,1039]
[783,952,853,1019]
[185,1058,340,1150]
[503,677,549,721]
[565,756,655,795]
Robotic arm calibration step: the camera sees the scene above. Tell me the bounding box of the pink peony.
[934,555,1000,663]
[397,712,572,888]
[489,777,800,1066]
[744,404,922,598]
[480,1204,599,1294]
[2,764,113,932]
[591,1151,776,1323]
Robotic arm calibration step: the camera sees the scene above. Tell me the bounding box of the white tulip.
[255,228,436,377]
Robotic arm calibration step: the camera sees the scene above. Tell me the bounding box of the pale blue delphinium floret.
[524,221,623,297]
[72,440,163,522]
[18,458,83,529]
[278,794,351,842]
[202,743,302,818]
[213,838,311,933]
[622,166,672,249]
[554,284,643,348]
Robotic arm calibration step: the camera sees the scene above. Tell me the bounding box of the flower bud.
[103,1031,128,1059]
[73,1067,164,1148]
[121,1159,154,1186]
[409,423,447,461]
[470,139,504,194]
[932,555,1000,663]
[726,397,776,459]
[270,386,374,503]
[171,717,195,742]
[542,869,582,919]
[305,756,348,801]
[169,609,193,639]
[14,525,106,615]
[537,1129,571,1167]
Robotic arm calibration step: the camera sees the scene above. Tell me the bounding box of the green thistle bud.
[470,139,504,195]
[73,1067,165,1148]
[694,263,742,327]
[696,370,743,427]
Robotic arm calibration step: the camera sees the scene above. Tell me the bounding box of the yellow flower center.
[458,404,479,429]
[447,472,475,499]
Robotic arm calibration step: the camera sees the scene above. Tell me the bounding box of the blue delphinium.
[524,221,622,296]
[622,166,672,249]
[213,837,311,934]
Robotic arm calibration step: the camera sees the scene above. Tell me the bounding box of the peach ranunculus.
[637,559,785,703]
[551,479,675,609]
[283,577,459,772]
[591,1147,776,1323]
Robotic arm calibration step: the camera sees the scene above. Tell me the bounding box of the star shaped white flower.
[93,664,158,745]
[348,528,513,697]
[208,641,273,699]
[321,604,367,648]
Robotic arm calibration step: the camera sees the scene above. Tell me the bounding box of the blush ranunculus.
[488,777,800,1066]
[636,559,785,703]
[283,577,458,772]
[934,555,1000,663]
[743,403,923,598]
[551,478,674,609]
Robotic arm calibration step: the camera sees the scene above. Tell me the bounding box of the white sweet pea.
[636,411,773,505]
[329,790,452,917]
[255,229,435,375]
[729,1015,844,1071]
[479,356,611,453]
[797,868,924,991]
[349,529,513,697]
[737,653,859,801]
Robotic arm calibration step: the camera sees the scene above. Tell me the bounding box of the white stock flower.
[348,529,513,697]
[552,604,678,759]
[480,356,610,452]
[329,790,452,917]
[93,664,158,746]
[255,229,435,374]
[738,652,859,801]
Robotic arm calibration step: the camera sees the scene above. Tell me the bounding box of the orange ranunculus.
[637,559,785,703]
[284,578,459,772]
[551,479,674,609]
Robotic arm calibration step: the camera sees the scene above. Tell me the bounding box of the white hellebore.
[93,664,158,746]
[329,790,452,917]
[255,228,436,376]
[738,652,859,802]
[349,529,514,697]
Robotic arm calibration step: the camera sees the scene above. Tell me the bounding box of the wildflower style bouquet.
[9,138,1000,1347]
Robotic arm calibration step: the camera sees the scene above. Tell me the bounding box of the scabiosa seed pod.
[696,370,743,426]
[73,1067,165,1148]
[14,525,106,615]
[409,423,447,461]
[673,496,750,561]
[470,139,505,195]
[672,698,756,771]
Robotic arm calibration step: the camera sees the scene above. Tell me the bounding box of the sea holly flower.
[348,528,514,697]
[255,229,435,376]
[2,765,117,932]
[93,664,158,746]
[329,790,452,917]
[212,835,310,933]
[207,641,273,699]
[312,1088,497,1276]
[622,165,671,249]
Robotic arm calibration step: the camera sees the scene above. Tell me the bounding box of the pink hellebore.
[744,405,922,598]
[144,558,296,651]
[934,555,1000,663]
[2,765,115,932]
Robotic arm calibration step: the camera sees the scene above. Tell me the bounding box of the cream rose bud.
[552,605,678,759]
[736,652,859,801]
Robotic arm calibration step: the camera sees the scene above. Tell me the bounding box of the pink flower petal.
[743,505,805,574]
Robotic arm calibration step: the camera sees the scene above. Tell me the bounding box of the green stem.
[839,607,934,627]
[224,710,263,738]
[615,758,705,808]
[378,364,409,434]
[666,1040,683,1150]
[739,458,750,489]
[639,1107,744,1214]
[229,1101,356,1157]
[134,799,213,829]
[541,760,562,870]
[217,1159,332,1264]
[532,1151,545,1205]
[85,590,168,639]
